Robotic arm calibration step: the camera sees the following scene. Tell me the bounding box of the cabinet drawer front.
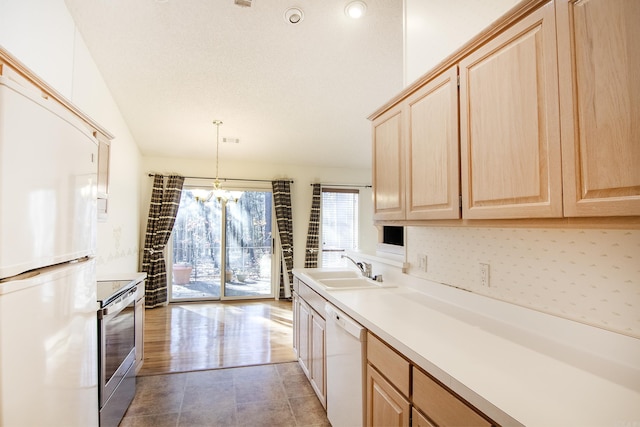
[411,407,436,427]
[298,280,326,317]
[367,333,410,396]
[293,277,300,294]
[413,367,491,427]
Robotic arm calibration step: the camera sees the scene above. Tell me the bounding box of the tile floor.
[120,362,330,427]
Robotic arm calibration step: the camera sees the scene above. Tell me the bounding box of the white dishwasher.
[325,302,367,427]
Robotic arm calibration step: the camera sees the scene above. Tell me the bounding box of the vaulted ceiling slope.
[64,0,404,169]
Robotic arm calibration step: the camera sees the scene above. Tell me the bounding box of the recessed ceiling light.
[345,1,367,19]
[284,7,304,24]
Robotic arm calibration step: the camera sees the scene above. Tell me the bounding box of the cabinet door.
[406,66,461,220]
[459,1,562,219]
[373,106,405,220]
[292,292,299,357]
[556,0,640,216]
[309,311,326,408]
[297,298,311,378]
[366,365,410,427]
[134,296,145,373]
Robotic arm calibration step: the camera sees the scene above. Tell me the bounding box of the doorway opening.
[169,186,275,301]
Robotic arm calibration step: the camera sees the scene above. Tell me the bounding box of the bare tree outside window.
[170,187,274,300]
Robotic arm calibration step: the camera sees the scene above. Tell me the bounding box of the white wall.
[141,156,377,270]
[0,0,143,275]
[402,0,640,339]
[406,227,640,339]
[404,0,519,84]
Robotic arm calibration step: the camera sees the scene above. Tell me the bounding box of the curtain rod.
[148,173,293,184]
[311,183,372,188]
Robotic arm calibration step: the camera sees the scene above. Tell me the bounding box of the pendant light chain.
[213,120,222,183]
[208,120,242,203]
[213,120,223,189]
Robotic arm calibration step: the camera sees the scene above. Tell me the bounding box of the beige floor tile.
[236,398,297,427]
[178,404,237,427]
[125,387,184,417]
[289,395,331,427]
[120,412,180,427]
[182,381,236,412]
[122,358,330,426]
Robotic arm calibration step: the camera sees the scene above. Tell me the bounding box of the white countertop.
[293,268,640,427]
[97,272,147,283]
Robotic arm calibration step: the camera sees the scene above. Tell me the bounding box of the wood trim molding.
[375,216,640,230]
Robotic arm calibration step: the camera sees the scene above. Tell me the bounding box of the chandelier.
[196,120,243,203]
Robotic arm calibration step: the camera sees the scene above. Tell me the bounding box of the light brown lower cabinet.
[366,364,410,427]
[309,311,326,405]
[134,282,145,374]
[412,408,436,427]
[366,333,496,427]
[296,297,311,378]
[413,367,492,427]
[293,279,327,408]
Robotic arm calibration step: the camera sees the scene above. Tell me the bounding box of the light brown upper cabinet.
[373,108,405,220]
[556,0,640,217]
[370,0,639,223]
[406,66,461,220]
[459,1,562,219]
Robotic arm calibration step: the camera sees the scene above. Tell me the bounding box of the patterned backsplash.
[406,227,640,339]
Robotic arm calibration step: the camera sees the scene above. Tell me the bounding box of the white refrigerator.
[0,75,99,426]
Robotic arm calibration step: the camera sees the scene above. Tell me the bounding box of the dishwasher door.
[325,303,367,427]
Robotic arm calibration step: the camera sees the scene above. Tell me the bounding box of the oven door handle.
[98,288,137,318]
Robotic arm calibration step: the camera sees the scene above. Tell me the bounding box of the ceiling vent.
[234,0,252,7]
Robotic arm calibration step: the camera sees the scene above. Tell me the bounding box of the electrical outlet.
[418,254,428,272]
[480,263,490,287]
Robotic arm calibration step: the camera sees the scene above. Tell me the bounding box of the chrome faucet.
[341,254,372,279]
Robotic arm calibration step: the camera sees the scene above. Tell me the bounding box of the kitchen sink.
[317,277,394,290]
[303,270,360,280]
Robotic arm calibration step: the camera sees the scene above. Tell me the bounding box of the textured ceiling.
[64,0,404,169]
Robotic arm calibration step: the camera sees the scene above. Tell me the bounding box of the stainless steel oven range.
[97,279,139,427]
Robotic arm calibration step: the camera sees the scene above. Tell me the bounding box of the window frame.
[320,187,360,267]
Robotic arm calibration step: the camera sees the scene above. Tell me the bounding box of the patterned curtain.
[304,183,321,268]
[272,180,294,299]
[141,174,185,308]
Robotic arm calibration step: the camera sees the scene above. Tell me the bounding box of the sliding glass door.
[171,190,223,299]
[169,186,274,301]
[223,191,273,297]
